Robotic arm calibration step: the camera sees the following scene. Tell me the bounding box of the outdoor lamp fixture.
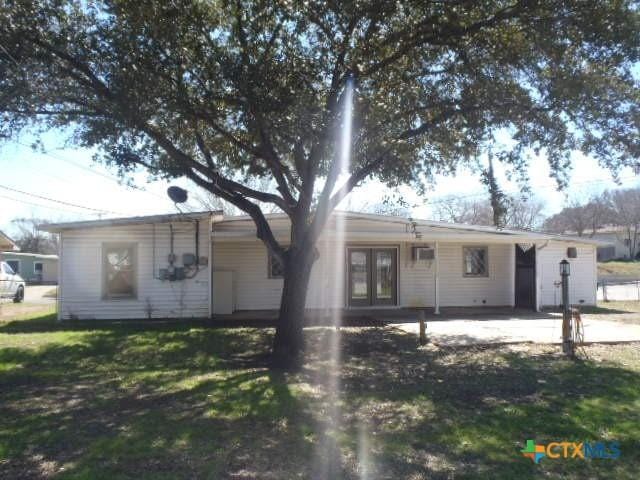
[559,259,570,276]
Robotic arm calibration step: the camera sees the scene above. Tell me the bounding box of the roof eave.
[40,210,223,233]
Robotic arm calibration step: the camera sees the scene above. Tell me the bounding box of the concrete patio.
[392,313,640,346]
[212,306,640,346]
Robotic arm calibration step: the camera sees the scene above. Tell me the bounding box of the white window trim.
[34,261,43,273]
[462,245,489,278]
[102,243,138,300]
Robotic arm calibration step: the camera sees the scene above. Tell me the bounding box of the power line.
[0,184,123,215]
[14,141,167,201]
[0,192,96,215]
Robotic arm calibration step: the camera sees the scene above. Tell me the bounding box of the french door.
[347,247,397,306]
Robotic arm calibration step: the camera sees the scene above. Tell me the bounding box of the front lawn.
[1,313,639,479]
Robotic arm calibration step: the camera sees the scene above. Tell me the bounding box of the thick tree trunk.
[272,245,317,368]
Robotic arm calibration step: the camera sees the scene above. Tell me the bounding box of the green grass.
[1,312,639,479]
[598,260,640,277]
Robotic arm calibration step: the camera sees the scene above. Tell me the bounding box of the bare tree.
[10,218,59,254]
[435,195,545,230]
[608,189,640,258]
[543,192,617,238]
[433,197,494,225]
[504,197,546,230]
[543,200,594,236]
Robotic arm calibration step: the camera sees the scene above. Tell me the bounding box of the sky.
[1,130,639,238]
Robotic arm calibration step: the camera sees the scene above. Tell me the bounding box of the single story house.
[579,226,639,261]
[42,211,603,321]
[0,230,18,252]
[0,251,59,284]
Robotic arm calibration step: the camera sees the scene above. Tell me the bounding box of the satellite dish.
[167,186,188,203]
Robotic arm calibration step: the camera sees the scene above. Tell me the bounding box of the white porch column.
[208,220,213,318]
[434,241,440,314]
[535,243,542,312]
[509,243,516,307]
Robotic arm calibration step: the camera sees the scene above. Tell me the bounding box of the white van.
[0,261,25,302]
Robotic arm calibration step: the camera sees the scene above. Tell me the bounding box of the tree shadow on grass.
[318,328,640,480]
[1,322,639,479]
[0,324,317,479]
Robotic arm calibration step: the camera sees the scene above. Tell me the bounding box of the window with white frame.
[34,262,43,273]
[463,246,488,277]
[103,244,137,299]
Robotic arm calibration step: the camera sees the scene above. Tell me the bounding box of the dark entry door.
[515,245,536,309]
[348,248,397,306]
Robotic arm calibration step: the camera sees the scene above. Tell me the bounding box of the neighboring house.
[0,230,19,252]
[41,211,603,321]
[0,252,59,284]
[578,226,639,261]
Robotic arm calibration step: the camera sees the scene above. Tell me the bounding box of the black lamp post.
[559,259,572,355]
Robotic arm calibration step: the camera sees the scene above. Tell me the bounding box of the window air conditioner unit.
[412,246,435,261]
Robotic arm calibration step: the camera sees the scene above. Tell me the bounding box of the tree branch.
[361,1,527,77]
[193,129,292,212]
[307,151,388,244]
[183,170,285,263]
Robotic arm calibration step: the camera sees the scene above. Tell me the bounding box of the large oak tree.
[1,0,639,366]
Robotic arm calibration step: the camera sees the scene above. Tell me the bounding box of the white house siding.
[213,240,521,311]
[437,243,512,307]
[212,239,355,310]
[213,241,284,310]
[59,221,210,320]
[39,258,58,284]
[398,242,435,307]
[126,233,594,314]
[538,241,597,307]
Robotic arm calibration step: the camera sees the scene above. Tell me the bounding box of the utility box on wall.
[212,271,233,315]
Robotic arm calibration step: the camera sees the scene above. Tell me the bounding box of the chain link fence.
[598,280,640,301]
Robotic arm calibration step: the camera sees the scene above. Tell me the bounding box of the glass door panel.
[348,249,371,306]
[373,249,396,305]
